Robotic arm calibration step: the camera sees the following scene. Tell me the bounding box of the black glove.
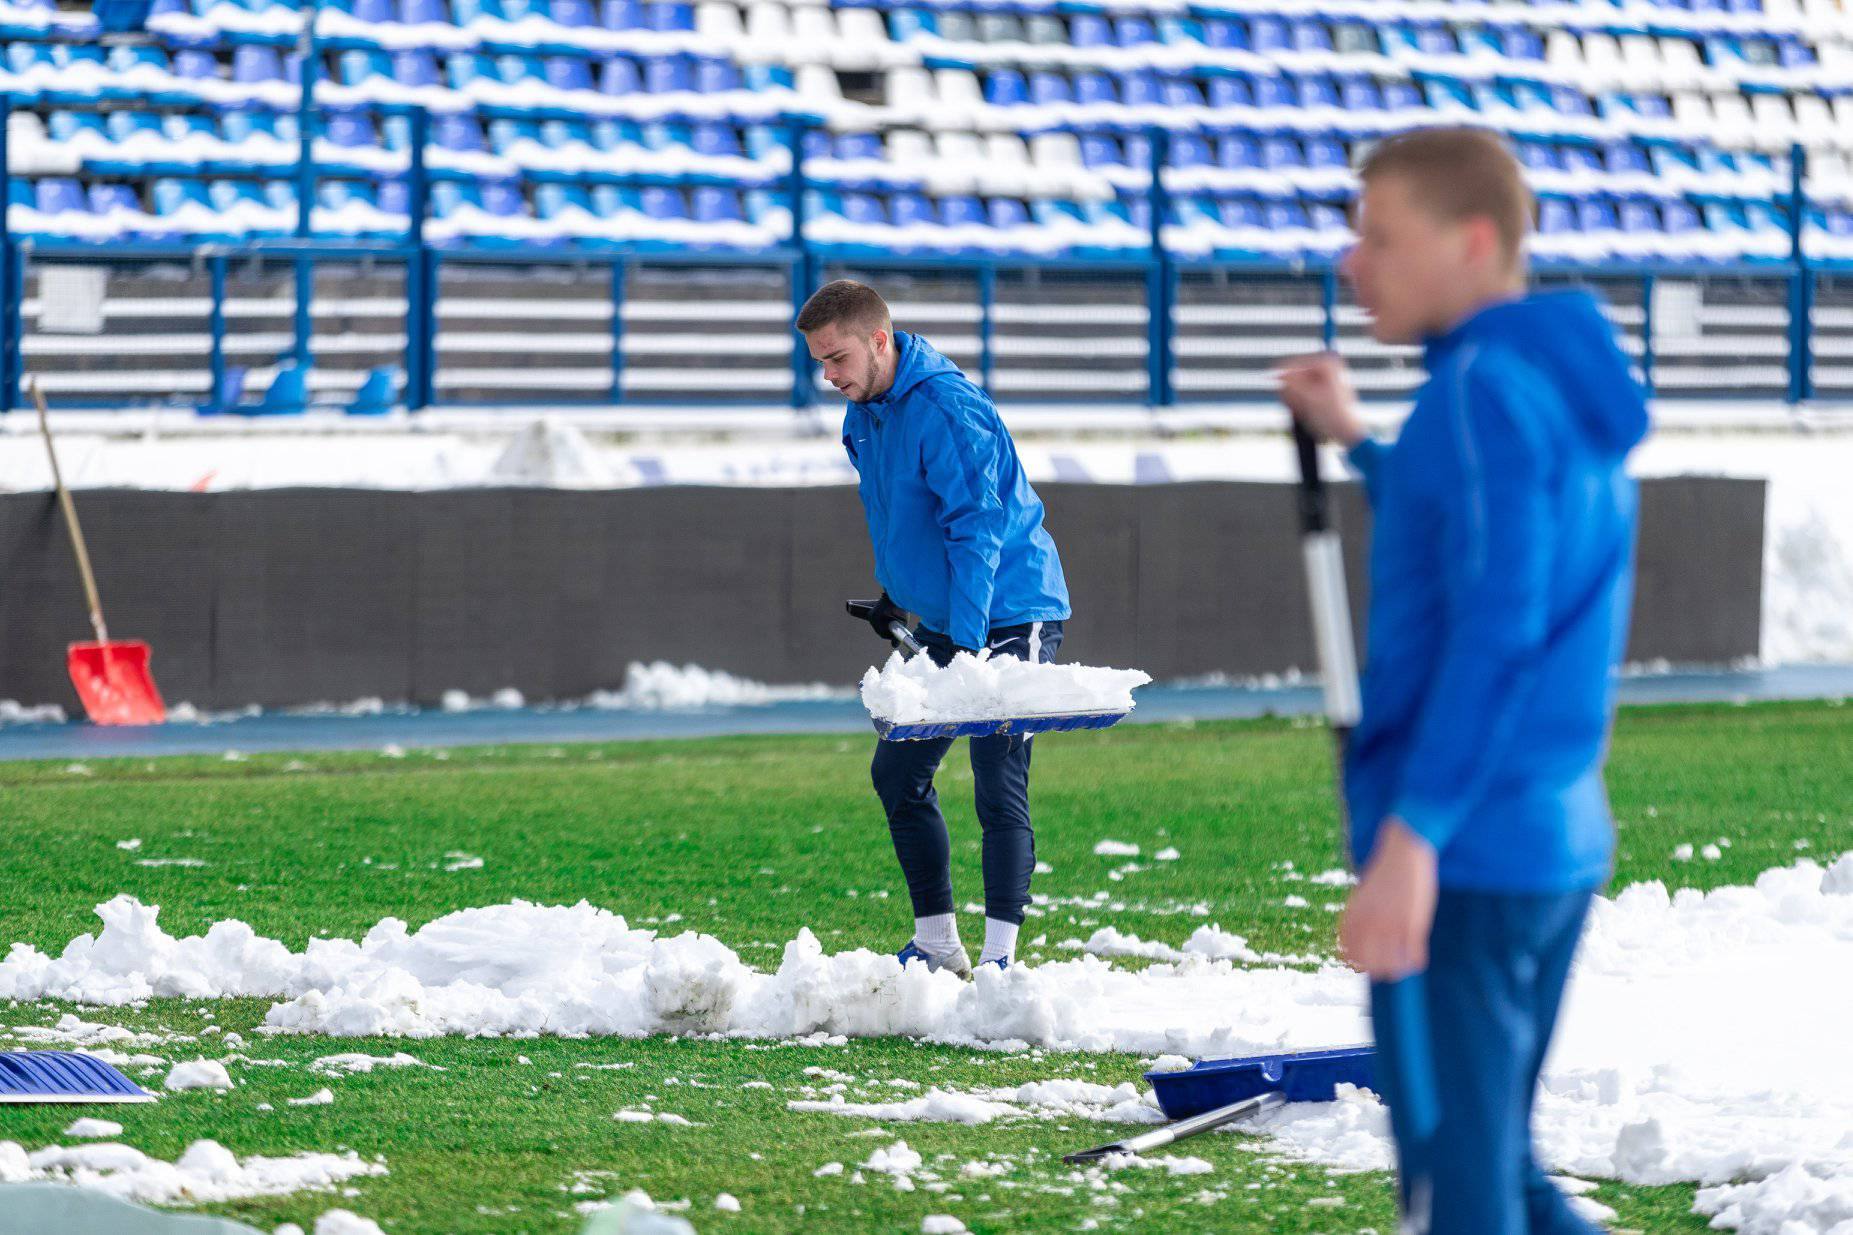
[846,594,910,644]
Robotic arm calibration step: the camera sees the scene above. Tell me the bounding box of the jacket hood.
[1429,290,1649,457]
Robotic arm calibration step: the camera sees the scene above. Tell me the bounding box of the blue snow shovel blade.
[1145,1045,1375,1120]
[874,709,1132,741]
[0,1051,157,1104]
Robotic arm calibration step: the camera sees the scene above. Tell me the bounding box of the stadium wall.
[0,479,1762,712]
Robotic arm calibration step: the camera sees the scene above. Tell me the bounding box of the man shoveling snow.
[799,279,1071,977]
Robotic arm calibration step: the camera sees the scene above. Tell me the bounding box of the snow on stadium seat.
[1749,93,1799,151]
[211,178,291,236]
[48,111,113,159]
[1581,33,1625,87]
[488,115,542,154]
[931,68,984,124]
[47,46,113,105]
[87,184,159,237]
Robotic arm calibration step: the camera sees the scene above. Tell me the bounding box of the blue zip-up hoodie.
[1343,290,1649,893]
[843,332,1070,649]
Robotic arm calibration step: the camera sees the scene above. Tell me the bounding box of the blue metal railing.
[0,84,1838,412]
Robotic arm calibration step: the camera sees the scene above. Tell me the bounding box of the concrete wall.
[0,478,1763,712]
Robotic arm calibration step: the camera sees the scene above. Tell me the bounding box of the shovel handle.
[34,381,109,645]
[1063,1092,1284,1164]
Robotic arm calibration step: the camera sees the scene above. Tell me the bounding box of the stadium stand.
[1,0,1849,406]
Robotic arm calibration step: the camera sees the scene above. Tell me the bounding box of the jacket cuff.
[1388,796,1463,854]
[1346,437,1386,477]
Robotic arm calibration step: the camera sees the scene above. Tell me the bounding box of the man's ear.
[1464,215,1506,275]
[872,328,890,356]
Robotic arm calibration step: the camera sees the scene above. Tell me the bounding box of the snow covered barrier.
[859,651,1151,726]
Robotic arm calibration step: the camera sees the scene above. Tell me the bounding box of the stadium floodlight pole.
[1291,419,1361,827]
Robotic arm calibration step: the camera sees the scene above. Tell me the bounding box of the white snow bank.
[860,651,1150,725]
[791,1078,1161,1127]
[5,855,1853,1230]
[0,1137,384,1206]
[589,661,844,711]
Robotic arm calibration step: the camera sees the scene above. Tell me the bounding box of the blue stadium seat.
[1074,72,1117,106]
[643,2,693,33]
[1079,134,1122,169]
[401,0,447,20]
[392,51,441,88]
[1120,72,1162,108]
[834,131,880,161]
[1171,134,1213,167]
[640,185,687,220]
[1382,81,1424,111]
[644,54,693,93]
[589,117,644,151]
[742,64,792,93]
[988,198,1030,231]
[1251,16,1289,53]
[1069,14,1112,48]
[695,121,744,159]
[36,178,91,216]
[939,195,984,228]
[1253,75,1294,110]
[891,192,934,229]
[545,55,594,91]
[503,0,549,22]
[1216,134,1261,170]
[1203,18,1248,50]
[1116,16,1156,47]
[496,54,546,86]
[434,112,487,151]
[1291,19,1333,52]
[986,69,1028,107]
[600,56,641,95]
[481,179,526,217]
[453,0,505,23]
[1162,77,1205,109]
[1158,17,1203,45]
[887,7,930,40]
[1337,74,1382,113]
[1029,71,1071,106]
[693,187,745,223]
[447,54,499,90]
[339,50,394,88]
[1207,77,1254,110]
[553,0,592,25]
[349,0,394,21]
[695,57,740,94]
[600,0,641,29]
[488,116,542,153]
[232,46,283,84]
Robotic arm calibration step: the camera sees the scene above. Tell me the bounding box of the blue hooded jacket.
[1343,290,1649,893]
[842,332,1070,650]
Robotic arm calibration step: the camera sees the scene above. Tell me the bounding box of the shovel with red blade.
[33,380,165,726]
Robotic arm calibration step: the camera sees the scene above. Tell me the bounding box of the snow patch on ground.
[861,651,1150,725]
[5,855,1852,1230]
[163,1060,233,1091]
[62,1119,122,1139]
[0,1137,384,1206]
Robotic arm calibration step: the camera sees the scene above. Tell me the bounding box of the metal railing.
[1,91,1845,411]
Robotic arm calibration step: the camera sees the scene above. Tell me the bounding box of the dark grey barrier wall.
[0,478,1762,712]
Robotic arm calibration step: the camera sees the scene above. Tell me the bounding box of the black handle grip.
[1290,420,1329,535]
[846,599,877,621]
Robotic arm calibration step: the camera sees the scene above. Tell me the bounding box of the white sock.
[914,913,961,956]
[979,918,1019,966]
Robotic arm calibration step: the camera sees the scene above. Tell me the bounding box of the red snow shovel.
[33,380,166,726]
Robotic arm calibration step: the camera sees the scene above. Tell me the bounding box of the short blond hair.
[1359,128,1534,263]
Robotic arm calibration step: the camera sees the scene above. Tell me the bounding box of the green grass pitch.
[1,699,1847,1233]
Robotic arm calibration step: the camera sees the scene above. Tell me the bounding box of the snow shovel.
[845,599,1136,741]
[1291,420,1361,761]
[34,380,166,726]
[1063,1045,1374,1164]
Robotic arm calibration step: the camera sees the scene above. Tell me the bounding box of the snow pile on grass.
[0,1138,383,1206]
[4,856,1853,1231]
[589,662,844,711]
[860,651,1151,725]
[791,1078,1162,1126]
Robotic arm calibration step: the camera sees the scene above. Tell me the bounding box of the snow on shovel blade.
[873,709,1133,741]
[1146,1045,1376,1120]
[67,640,166,726]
